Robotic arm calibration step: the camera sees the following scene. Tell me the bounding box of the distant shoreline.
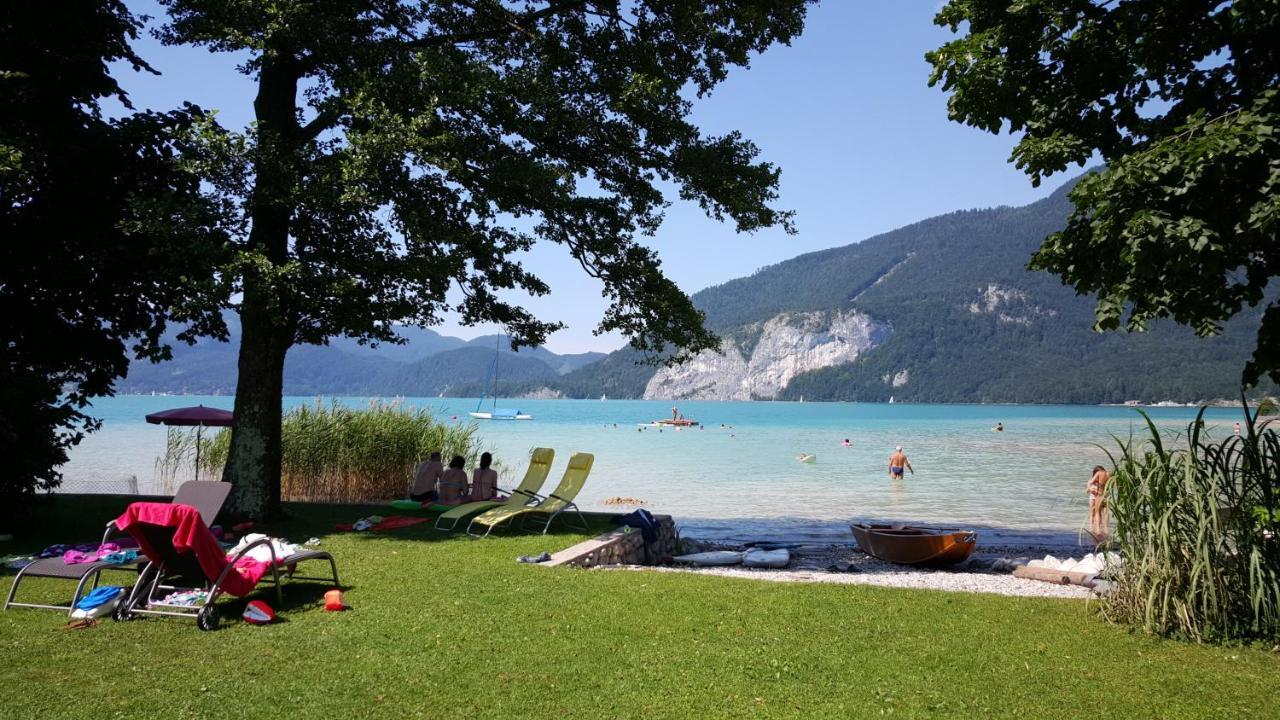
[114,392,1267,409]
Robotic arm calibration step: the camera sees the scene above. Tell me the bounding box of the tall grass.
[1103,406,1280,642]
[154,428,204,494]
[192,399,483,503]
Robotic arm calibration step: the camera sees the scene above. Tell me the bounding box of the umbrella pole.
[195,425,202,483]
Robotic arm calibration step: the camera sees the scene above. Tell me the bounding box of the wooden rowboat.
[849,524,977,565]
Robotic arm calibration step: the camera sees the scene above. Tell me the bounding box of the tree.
[0,1,226,526]
[927,0,1280,386]
[158,0,809,519]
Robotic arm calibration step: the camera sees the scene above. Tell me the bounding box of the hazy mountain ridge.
[119,320,605,396]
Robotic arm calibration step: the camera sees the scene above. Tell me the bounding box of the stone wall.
[544,514,678,568]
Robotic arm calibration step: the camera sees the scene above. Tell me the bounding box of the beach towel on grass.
[334,516,428,533]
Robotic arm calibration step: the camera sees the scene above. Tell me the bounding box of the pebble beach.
[634,542,1098,599]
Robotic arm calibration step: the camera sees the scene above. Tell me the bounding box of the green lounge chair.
[433,448,555,532]
[467,452,593,537]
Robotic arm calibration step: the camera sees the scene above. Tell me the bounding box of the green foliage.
[928,0,1280,386]
[5,497,1280,717]
[1259,398,1279,416]
[1102,407,1280,643]
[187,400,483,503]
[158,0,810,517]
[0,1,226,524]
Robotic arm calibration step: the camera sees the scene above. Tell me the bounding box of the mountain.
[462,335,606,375]
[377,346,561,397]
[536,174,1271,404]
[119,319,602,396]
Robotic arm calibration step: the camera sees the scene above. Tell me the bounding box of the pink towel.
[114,502,257,597]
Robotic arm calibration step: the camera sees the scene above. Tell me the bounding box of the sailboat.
[469,336,533,420]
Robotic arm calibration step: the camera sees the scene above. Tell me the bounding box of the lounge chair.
[113,501,339,631]
[4,481,231,617]
[433,448,555,532]
[467,452,594,537]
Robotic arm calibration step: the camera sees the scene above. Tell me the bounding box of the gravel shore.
[629,542,1097,599]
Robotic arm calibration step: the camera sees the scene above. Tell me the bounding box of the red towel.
[114,502,258,597]
[333,516,428,533]
[372,516,428,532]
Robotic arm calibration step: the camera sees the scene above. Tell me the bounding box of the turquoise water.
[63,396,1244,543]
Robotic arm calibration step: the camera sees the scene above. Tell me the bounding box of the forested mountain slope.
[544,175,1268,403]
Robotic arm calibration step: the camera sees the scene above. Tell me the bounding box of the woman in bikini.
[437,455,470,506]
[469,452,499,501]
[1088,465,1111,541]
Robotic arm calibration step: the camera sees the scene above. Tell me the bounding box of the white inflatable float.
[672,551,743,566]
[742,548,790,568]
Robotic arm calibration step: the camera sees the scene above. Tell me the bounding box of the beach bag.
[613,509,661,563]
[242,600,276,625]
[70,586,125,620]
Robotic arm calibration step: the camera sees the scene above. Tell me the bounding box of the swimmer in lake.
[888,446,913,479]
[841,438,852,447]
[994,422,1004,432]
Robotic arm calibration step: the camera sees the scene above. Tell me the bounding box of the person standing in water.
[888,446,913,479]
[1088,465,1111,541]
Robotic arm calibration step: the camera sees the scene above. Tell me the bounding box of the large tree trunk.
[220,52,298,519]
[222,286,289,519]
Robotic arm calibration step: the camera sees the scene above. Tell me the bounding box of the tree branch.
[300,107,342,143]
[406,0,590,49]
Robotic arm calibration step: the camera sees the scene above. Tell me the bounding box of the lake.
[60,396,1244,544]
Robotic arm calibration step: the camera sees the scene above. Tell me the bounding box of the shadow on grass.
[0,494,611,562]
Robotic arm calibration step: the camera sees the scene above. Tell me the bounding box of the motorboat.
[639,418,700,427]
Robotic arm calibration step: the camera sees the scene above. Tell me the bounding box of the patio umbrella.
[145,405,234,482]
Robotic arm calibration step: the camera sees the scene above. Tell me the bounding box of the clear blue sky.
[116,1,1075,354]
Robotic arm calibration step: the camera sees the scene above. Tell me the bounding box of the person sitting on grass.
[410,452,443,502]
[470,452,499,501]
[437,455,470,506]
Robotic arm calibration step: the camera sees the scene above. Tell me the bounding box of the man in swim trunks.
[888,446,913,479]
[410,451,444,501]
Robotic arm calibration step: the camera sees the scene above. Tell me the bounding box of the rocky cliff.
[643,311,887,400]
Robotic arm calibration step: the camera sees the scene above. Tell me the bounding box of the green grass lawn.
[2,496,1278,719]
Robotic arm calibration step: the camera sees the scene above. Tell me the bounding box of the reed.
[192,399,483,503]
[153,427,202,494]
[1101,406,1280,642]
